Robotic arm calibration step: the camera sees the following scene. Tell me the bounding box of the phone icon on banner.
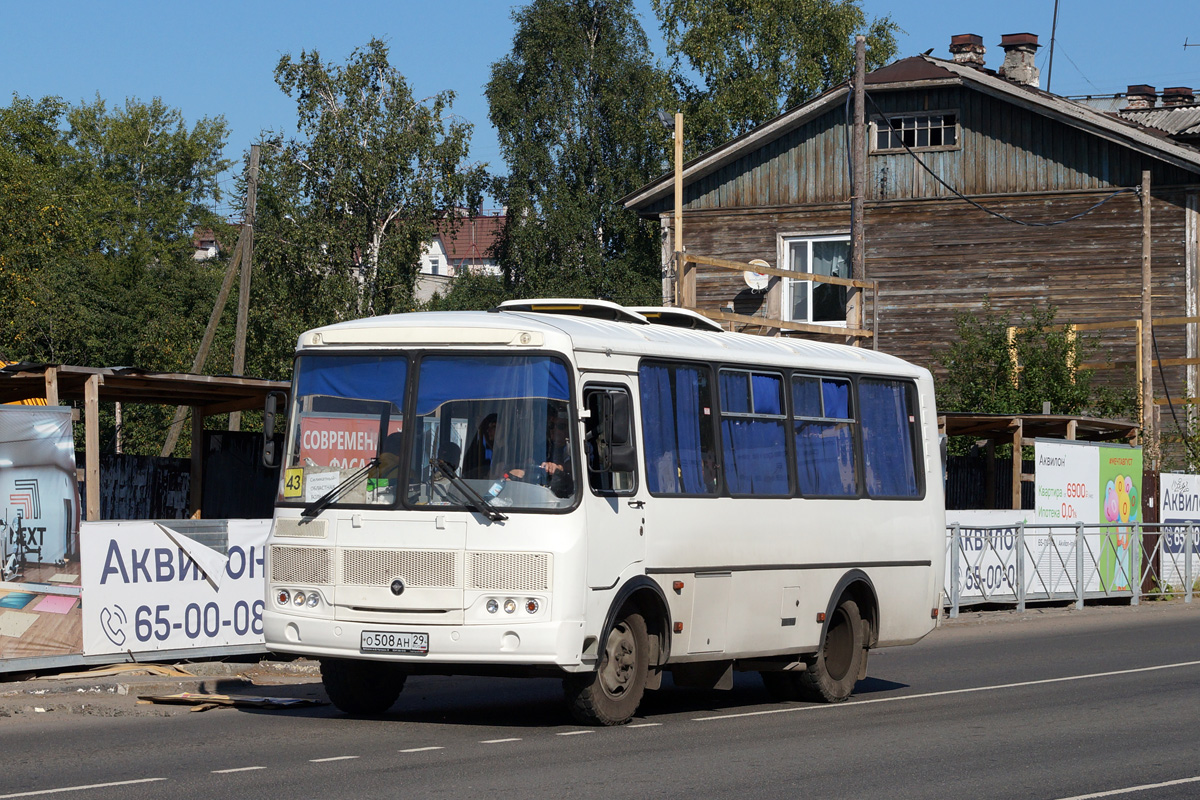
[100,605,127,647]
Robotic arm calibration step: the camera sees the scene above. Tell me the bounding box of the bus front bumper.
[263,609,587,668]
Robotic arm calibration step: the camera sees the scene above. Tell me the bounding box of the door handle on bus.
[627,500,645,509]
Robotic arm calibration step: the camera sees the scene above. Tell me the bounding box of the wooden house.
[623,33,1200,460]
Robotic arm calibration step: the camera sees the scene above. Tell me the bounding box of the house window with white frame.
[429,256,440,276]
[783,236,851,325]
[872,111,958,153]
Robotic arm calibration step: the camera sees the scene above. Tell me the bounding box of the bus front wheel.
[320,658,406,715]
[564,609,649,725]
[797,597,865,703]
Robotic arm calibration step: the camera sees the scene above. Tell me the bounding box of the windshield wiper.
[428,458,507,522]
[302,458,379,518]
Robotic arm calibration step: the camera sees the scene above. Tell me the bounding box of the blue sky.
[2,1,1196,216]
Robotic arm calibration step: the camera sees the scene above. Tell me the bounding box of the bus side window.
[583,386,638,495]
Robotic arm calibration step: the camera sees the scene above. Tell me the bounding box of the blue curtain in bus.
[794,421,857,496]
[674,369,706,494]
[860,379,919,497]
[640,364,707,494]
[294,354,407,409]
[822,378,850,418]
[721,372,787,494]
[415,356,569,415]
[722,418,788,494]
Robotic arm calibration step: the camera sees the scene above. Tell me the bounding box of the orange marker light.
[673,622,684,633]
[672,581,684,593]
[816,612,826,623]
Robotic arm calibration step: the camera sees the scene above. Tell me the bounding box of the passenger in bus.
[462,413,498,478]
[372,431,405,481]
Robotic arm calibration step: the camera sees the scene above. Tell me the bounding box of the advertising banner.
[1033,440,1141,595]
[946,510,1030,601]
[0,406,79,568]
[80,520,269,656]
[1159,472,1200,590]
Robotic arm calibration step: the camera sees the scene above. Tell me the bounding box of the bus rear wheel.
[564,609,649,725]
[797,597,865,703]
[320,658,406,715]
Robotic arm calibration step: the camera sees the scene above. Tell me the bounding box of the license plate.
[360,631,429,655]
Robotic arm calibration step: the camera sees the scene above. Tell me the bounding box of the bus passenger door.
[581,380,646,589]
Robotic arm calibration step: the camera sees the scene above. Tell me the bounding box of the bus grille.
[342,549,458,588]
[271,546,332,585]
[467,551,550,592]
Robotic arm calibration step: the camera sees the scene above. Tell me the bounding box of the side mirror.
[587,390,636,473]
[263,391,286,468]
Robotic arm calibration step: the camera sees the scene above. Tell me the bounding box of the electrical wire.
[864,90,1138,227]
[1151,325,1200,465]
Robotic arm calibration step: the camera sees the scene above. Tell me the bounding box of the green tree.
[938,301,1137,422]
[486,0,671,303]
[653,0,900,152]
[268,38,487,319]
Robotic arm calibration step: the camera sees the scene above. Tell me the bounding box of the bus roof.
[299,303,928,379]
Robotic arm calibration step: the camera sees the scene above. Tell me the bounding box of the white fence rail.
[944,522,1196,617]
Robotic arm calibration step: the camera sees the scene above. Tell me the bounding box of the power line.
[864,90,1138,227]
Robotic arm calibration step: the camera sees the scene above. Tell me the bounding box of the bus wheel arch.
[565,577,670,725]
[799,571,878,702]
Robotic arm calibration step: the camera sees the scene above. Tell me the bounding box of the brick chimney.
[998,33,1040,87]
[1162,87,1195,107]
[949,34,986,68]
[1123,85,1158,110]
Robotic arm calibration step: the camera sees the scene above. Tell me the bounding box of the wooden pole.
[229,144,261,432]
[675,113,689,308]
[84,374,100,522]
[1141,169,1157,466]
[848,34,867,347]
[161,237,243,456]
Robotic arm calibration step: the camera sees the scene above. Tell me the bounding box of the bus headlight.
[276,590,291,606]
[306,592,321,608]
[503,598,517,614]
[486,598,499,614]
[525,598,539,614]
[293,591,307,607]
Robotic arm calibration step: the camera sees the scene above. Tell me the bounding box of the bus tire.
[797,597,864,703]
[564,609,649,725]
[320,658,406,715]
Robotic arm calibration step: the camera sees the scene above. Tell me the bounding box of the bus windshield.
[278,352,576,512]
[407,354,576,512]
[279,354,408,507]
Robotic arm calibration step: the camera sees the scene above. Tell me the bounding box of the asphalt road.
[3,601,1200,800]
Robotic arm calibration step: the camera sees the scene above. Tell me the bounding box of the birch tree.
[271,39,486,316]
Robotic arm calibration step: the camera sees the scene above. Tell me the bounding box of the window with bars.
[872,112,959,152]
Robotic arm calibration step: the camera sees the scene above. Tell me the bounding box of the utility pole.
[229,144,261,432]
[675,112,688,308]
[1140,169,1158,467]
[848,34,867,347]
[161,145,262,456]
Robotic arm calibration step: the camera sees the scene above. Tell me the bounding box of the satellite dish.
[743,259,770,292]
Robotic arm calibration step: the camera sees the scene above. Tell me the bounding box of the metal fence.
[944,522,1197,617]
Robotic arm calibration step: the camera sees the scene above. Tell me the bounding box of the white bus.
[263,299,946,725]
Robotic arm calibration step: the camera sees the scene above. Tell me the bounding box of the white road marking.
[0,778,167,798]
[1053,775,1200,799]
[693,659,1200,721]
[481,738,522,744]
[211,767,266,774]
[399,746,445,753]
[627,723,662,728]
[309,756,360,763]
[556,730,594,736]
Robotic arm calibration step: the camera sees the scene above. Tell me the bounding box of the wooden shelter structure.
[0,363,288,521]
[940,412,1139,510]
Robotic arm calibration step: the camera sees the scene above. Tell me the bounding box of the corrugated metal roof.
[1119,106,1200,137]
